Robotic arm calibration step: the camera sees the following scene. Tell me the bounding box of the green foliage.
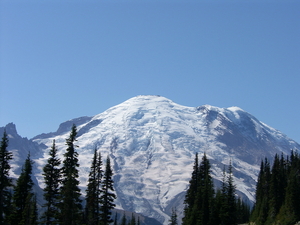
[99,156,116,225]
[85,147,103,225]
[183,154,250,225]
[196,153,215,225]
[20,193,38,225]
[251,158,271,225]
[58,124,83,225]
[216,163,238,225]
[9,153,35,225]
[251,150,300,225]
[130,213,136,225]
[0,131,13,225]
[41,139,61,225]
[121,213,127,225]
[236,197,251,224]
[182,153,199,225]
[168,208,178,225]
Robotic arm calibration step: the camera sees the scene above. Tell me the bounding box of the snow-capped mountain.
[2,95,300,225]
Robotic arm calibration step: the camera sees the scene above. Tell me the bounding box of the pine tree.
[0,131,13,225]
[219,166,230,225]
[218,162,237,225]
[168,208,178,225]
[99,156,116,225]
[137,217,140,225]
[9,153,35,225]
[277,150,300,224]
[268,154,286,223]
[196,153,215,225]
[20,193,38,225]
[182,153,199,225]
[113,213,118,225]
[235,197,250,224]
[58,124,82,225]
[251,158,271,225]
[226,162,237,225]
[212,189,222,225]
[129,213,136,225]
[85,148,103,225]
[121,212,127,225]
[41,139,61,225]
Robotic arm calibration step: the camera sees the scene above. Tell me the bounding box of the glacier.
[2,95,300,225]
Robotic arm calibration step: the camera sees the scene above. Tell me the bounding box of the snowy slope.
[6,95,300,225]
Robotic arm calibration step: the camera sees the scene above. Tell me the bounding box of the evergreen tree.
[9,153,35,225]
[277,150,300,224]
[249,153,300,225]
[121,213,127,225]
[236,197,250,224]
[99,156,116,225]
[137,217,140,225]
[20,193,38,225]
[182,153,199,225]
[58,125,82,225]
[219,162,237,225]
[213,189,223,225]
[251,158,271,225]
[113,213,118,225]
[197,153,215,225]
[0,131,13,225]
[268,154,286,223]
[41,139,61,225]
[226,162,237,225]
[131,213,136,225]
[128,213,136,225]
[85,148,103,225]
[168,208,178,225]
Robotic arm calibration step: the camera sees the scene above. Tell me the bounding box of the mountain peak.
[7,96,300,225]
[227,106,244,112]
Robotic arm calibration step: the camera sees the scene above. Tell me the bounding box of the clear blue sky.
[1,0,299,143]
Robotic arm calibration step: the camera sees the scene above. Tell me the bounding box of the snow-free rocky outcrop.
[2,95,300,225]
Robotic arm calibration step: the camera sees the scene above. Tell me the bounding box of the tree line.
[250,151,300,225]
[0,124,117,225]
[181,153,250,225]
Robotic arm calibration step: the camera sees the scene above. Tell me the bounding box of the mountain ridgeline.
[1,95,300,225]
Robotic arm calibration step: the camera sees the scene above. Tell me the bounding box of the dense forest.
[181,151,300,225]
[1,125,300,225]
[250,151,300,225]
[181,153,250,225]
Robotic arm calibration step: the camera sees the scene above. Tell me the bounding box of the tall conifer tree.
[182,153,199,225]
[197,153,215,225]
[9,153,35,225]
[268,154,286,222]
[226,162,237,225]
[250,158,272,225]
[41,140,61,225]
[277,151,300,224]
[130,213,136,225]
[0,131,13,225]
[20,193,38,225]
[99,156,116,225]
[168,208,178,225]
[219,162,237,225]
[59,124,82,225]
[85,148,103,225]
[121,213,126,225]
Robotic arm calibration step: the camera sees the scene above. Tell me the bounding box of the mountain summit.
[3,95,300,225]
